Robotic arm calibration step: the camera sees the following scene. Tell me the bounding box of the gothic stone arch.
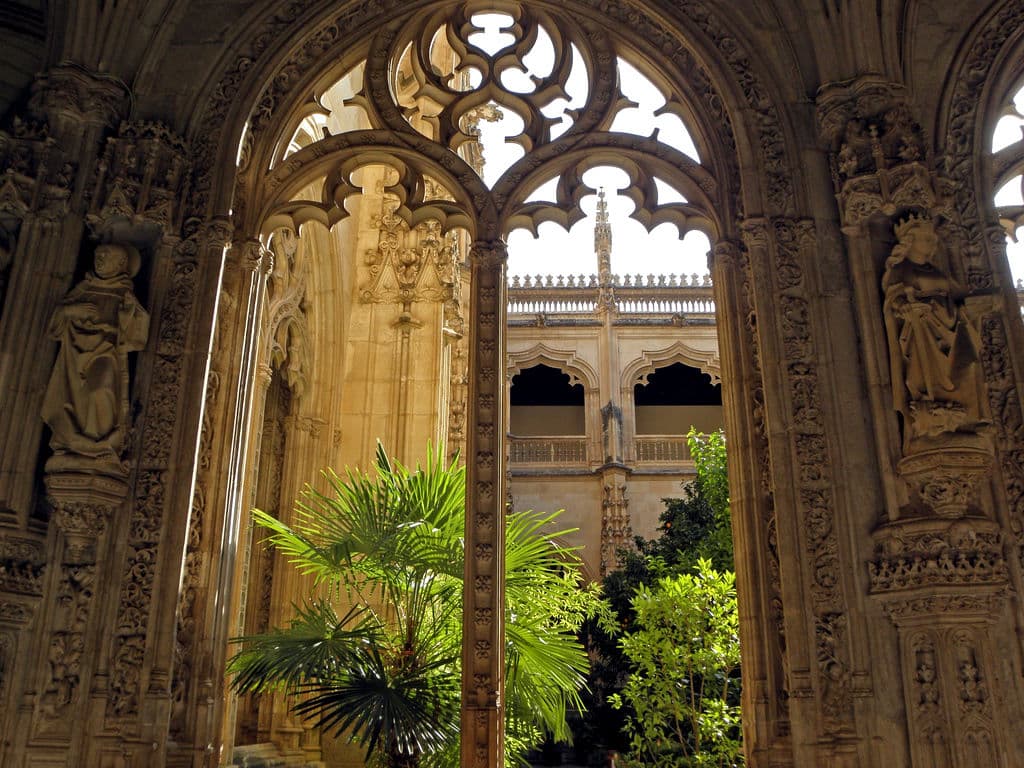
[1,1,1024,767]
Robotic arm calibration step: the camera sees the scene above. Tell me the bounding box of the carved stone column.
[599,467,630,577]
[30,481,122,755]
[165,234,274,768]
[818,75,1024,765]
[740,218,866,764]
[461,240,507,768]
[710,239,792,765]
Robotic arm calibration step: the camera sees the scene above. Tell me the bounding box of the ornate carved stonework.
[86,121,190,238]
[0,535,45,597]
[361,203,460,309]
[41,242,150,477]
[463,241,507,768]
[869,520,1007,595]
[27,64,129,135]
[599,469,630,576]
[109,221,229,729]
[34,485,118,735]
[743,218,855,735]
[266,227,311,399]
[0,119,73,223]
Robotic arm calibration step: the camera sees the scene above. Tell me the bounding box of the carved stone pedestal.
[870,511,1011,767]
[26,470,124,752]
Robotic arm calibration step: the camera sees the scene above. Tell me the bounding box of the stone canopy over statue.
[881,215,989,450]
[41,243,150,476]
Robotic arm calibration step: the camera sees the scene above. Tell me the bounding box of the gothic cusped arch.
[507,343,599,392]
[622,339,722,390]
[171,1,813,766]
[181,0,809,235]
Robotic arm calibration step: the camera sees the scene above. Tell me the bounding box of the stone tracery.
[0,1,1023,767]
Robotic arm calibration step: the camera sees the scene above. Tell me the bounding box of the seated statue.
[42,243,150,471]
[882,215,988,446]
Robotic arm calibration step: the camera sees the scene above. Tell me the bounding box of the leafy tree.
[646,429,732,575]
[576,428,740,765]
[228,445,604,768]
[610,561,742,767]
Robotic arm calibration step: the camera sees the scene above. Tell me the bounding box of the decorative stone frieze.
[869,519,1008,595]
[0,535,45,597]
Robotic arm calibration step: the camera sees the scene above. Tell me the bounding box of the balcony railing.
[509,436,588,465]
[507,273,717,323]
[635,435,690,464]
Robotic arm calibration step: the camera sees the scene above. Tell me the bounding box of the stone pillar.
[710,239,792,765]
[165,234,271,768]
[598,466,630,577]
[461,240,507,768]
[817,75,1024,765]
[739,217,868,765]
[25,479,123,760]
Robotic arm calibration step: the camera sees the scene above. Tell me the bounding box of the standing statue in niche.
[882,215,988,447]
[42,243,149,473]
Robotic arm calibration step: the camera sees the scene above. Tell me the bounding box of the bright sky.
[472,14,1024,285]
[470,14,711,279]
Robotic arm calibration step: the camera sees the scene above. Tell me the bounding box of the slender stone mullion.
[462,240,507,768]
[198,238,269,764]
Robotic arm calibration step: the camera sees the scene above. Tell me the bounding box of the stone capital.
[710,239,740,269]
[29,64,131,134]
[469,240,508,270]
[739,218,769,250]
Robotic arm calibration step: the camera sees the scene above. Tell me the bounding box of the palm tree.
[228,445,603,768]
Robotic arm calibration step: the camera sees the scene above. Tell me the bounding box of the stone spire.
[595,187,612,277]
[595,188,615,310]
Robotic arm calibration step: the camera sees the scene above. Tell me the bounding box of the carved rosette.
[462,241,506,768]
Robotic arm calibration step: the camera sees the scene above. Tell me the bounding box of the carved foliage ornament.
[110,221,228,724]
[743,218,853,733]
[361,203,460,307]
